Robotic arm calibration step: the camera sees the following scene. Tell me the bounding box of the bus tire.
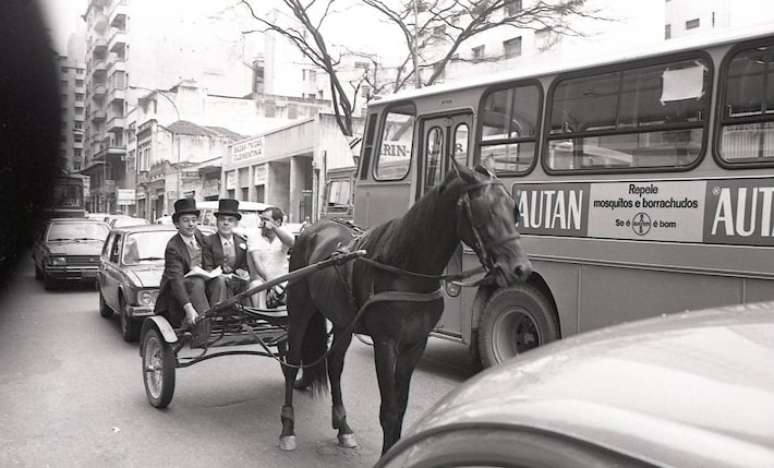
[477,284,558,368]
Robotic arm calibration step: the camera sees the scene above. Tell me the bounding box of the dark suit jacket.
[154,229,212,316]
[204,232,248,273]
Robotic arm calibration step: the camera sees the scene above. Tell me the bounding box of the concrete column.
[248,165,255,202]
[289,156,305,222]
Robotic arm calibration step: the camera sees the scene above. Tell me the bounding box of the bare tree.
[362,0,609,89]
[239,0,359,136]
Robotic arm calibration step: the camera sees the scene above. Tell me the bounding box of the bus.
[48,174,87,218]
[354,26,774,367]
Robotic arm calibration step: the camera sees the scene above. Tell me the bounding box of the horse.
[278,159,532,454]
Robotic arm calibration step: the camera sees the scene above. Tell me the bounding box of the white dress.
[246,232,290,308]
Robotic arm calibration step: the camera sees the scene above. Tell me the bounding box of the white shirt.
[247,232,289,280]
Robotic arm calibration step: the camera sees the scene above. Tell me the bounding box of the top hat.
[172,198,200,222]
[214,198,241,220]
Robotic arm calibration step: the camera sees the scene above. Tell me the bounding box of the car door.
[417,113,472,337]
[99,233,121,310]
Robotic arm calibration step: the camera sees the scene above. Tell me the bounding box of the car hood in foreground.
[407,302,774,467]
[45,241,104,256]
[124,265,163,288]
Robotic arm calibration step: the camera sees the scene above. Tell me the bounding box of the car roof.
[48,218,108,224]
[401,302,774,467]
[196,200,273,212]
[111,224,178,234]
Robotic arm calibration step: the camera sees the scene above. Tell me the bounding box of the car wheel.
[142,327,176,408]
[99,290,113,318]
[43,274,57,290]
[477,284,558,368]
[119,296,141,342]
[34,265,42,280]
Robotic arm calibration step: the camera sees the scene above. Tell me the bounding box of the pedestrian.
[203,198,250,297]
[153,198,226,330]
[248,207,295,308]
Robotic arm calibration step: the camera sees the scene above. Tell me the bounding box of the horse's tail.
[300,309,329,397]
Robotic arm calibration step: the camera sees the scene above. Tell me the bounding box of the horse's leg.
[373,338,401,454]
[393,339,430,443]
[327,327,357,448]
[279,287,314,451]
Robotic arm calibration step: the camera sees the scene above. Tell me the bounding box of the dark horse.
[279,160,532,454]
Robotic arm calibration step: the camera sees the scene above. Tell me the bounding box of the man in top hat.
[203,198,250,297]
[154,198,226,328]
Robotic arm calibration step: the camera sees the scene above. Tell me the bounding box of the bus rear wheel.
[477,284,558,368]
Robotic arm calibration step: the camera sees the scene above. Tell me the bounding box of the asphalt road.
[0,257,478,467]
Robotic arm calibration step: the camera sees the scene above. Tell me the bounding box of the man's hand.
[183,302,199,328]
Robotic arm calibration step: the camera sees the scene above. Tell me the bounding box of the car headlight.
[137,290,157,306]
[49,256,66,266]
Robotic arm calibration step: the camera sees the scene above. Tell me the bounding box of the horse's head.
[450,159,532,287]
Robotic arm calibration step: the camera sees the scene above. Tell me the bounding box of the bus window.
[718,41,774,165]
[546,56,711,171]
[375,103,416,180]
[453,123,469,166]
[479,83,540,174]
[425,126,444,191]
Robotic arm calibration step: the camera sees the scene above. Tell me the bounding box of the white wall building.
[665,0,774,40]
[58,33,87,174]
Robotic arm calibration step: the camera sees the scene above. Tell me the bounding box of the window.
[424,127,444,192]
[718,41,774,165]
[74,134,84,143]
[360,114,378,180]
[503,36,522,59]
[479,83,541,174]
[76,79,84,87]
[665,24,672,40]
[545,56,711,171]
[75,106,84,115]
[303,69,317,82]
[76,68,84,75]
[75,93,84,102]
[375,103,415,180]
[504,0,522,17]
[686,18,700,30]
[354,61,370,70]
[74,122,82,130]
[453,123,470,166]
[60,66,67,73]
[472,45,485,61]
[75,149,82,158]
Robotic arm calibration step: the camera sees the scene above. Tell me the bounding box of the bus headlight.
[138,290,157,306]
[49,256,66,266]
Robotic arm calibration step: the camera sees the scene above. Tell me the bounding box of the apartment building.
[665,0,774,40]
[57,34,86,174]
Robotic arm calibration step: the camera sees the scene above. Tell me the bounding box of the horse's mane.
[356,171,463,272]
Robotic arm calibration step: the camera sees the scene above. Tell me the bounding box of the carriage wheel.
[142,328,176,408]
[477,284,558,368]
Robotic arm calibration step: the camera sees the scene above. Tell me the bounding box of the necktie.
[224,239,235,267]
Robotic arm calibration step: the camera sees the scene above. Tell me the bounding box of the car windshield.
[122,230,176,265]
[47,222,109,242]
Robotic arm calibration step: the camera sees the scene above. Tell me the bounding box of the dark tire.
[119,296,141,343]
[34,265,42,280]
[43,275,57,290]
[99,290,113,318]
[142,328,176,408]
[477,284,558,368]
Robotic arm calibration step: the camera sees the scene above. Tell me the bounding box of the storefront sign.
[254,164,267,185]
[226,172,236,190]
[513,178,774,246]
[232,137,264,162]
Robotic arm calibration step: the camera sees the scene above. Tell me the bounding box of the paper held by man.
[184,266,223,280]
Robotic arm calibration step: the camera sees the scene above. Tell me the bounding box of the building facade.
[222,113,362,223]
[57,33,87,174]
[665,0,774,40]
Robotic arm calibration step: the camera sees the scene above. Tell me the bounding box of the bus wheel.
[477,284,558,368]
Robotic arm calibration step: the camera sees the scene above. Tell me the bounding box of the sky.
[41,0,88,56]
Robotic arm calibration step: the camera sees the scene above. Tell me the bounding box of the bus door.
[418,113,472,338]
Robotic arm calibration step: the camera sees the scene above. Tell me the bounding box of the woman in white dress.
[248,207,295,308]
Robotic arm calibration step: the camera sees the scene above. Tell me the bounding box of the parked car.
[85,212,110,222]
[33,218,110,289]
[376,302,774,468]
[197,200,273,237]
[97,224,215,341]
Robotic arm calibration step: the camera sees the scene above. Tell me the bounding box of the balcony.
[109,30,127,53]
[107,115,125,133]
[91,110,106,122]
[92,37,107,56]
[108,86,125,103]
[94,12,108,33]
[109,0,127,28]
[93,58,107,73]
[92,82,107,98]
[107,54,126,73]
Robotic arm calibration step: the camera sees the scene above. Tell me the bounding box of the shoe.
[190,318,211,348]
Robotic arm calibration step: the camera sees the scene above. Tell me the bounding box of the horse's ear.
[451,158,478,185]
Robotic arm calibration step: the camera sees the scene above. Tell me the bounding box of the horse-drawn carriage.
[139,249,366,408]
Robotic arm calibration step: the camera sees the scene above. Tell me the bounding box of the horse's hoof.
[279,435,297,451]
[338,433,358,448]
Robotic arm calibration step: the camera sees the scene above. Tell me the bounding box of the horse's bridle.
[456,179,521,276]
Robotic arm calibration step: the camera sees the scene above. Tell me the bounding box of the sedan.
[33,218,110,289]
[376,302,774,468]
[98,224,178,341]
